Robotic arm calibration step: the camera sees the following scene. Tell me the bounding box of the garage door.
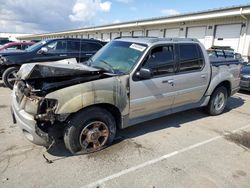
[102,33,110,41]
[121,31,131,37]
[81,34,88,39]
[133,30,143,37]
[165,28,180,38]
[147,29,163,37]
[187,27,206,45]
[111,32,120,39]
[89,34,95,39]
[214,24,242,51]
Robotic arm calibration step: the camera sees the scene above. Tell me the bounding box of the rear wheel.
[64,107,116,154]
[2,67,19,89]
[206,86,228,115]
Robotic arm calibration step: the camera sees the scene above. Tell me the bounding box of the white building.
[18,4,250,60]
[0,33,31,41]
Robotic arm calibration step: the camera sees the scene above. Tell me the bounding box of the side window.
[45,40,67,52]
[80,42,88,51]
[142,45,175,76]
[67,40,80,52]
[87,42,102,51]
[6,45,21,50]
[22,44,29,50]
[16,45,22,50]
[179,44,204,72]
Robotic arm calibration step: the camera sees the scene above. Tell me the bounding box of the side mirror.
[38,47,48,54]
[136,68,152,80]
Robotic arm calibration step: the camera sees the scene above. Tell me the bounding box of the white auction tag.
[129,43,146,52]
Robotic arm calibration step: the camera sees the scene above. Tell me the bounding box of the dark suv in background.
[0,38,106,89]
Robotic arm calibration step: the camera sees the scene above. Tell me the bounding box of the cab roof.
[114,37,199,45]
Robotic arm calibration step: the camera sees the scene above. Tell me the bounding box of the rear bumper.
[11,93,49,146]
[231,86,240,96]
[240,80,250,91]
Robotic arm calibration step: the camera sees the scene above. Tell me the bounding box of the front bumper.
[240,80,250,91]
[11,93,49,146]
[0,64,6,77]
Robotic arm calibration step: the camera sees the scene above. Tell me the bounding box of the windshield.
[90,40,147,74]
[25,40,48,52]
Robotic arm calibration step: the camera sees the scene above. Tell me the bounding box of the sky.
[0,0,250,34]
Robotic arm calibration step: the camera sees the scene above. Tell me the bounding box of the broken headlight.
[37,98,58,114]
[35,98,58,124]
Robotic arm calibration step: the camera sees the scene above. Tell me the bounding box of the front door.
[130,44,177,120]
[32,40,68,62]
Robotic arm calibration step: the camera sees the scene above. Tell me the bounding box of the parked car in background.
[11,37,241,154]
[0,38,12,47]
[240,62,250,91]
[0,38,106,89]
[0,41,35,51]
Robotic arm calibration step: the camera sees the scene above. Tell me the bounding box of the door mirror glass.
[38,47,48,54]
[136,68,152,80]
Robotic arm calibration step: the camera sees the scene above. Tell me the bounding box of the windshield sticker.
[129,43,146,52]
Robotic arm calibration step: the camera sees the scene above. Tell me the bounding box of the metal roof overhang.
[18,4,250,40]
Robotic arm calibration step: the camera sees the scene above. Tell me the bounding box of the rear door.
[130,44,177,119]
[172,43,210,108]
[66,40,81,61]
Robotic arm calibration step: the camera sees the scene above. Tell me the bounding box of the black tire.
[64,107,116,154]
[206,86,228,116]
[2,67,19,89]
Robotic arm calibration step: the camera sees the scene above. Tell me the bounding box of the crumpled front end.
[11,81,51,146]
[11,80,69,146]
[11,61,129,146]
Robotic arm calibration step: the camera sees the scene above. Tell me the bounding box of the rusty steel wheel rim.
[79,121,109,152]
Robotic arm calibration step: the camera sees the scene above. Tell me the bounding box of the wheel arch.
[213,80,231,97]
[206,80,232,97]
[68,103,122,129]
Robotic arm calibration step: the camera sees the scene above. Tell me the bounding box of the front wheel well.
[69,103,122,129]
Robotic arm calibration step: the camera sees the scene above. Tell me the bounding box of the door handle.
[60,54,67,57]
[162,79,174,86]
[86,54,93,56]
[201,74,206,78]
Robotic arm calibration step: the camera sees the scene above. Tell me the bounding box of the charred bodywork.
[12,61,129,145]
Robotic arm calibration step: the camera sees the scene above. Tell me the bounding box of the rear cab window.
[178,43,205,73]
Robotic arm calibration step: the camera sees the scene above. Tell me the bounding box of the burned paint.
[14,61,130,131]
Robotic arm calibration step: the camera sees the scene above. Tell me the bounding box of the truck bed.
[209,57,241,66]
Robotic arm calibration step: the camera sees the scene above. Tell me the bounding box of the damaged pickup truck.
[11,37,241,154]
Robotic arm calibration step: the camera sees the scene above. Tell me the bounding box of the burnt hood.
[18,61,102,80]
